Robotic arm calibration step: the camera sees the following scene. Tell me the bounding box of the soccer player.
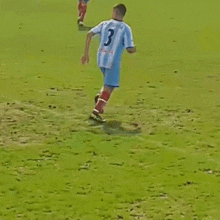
[78,0,90,26]
[81,3,136,123]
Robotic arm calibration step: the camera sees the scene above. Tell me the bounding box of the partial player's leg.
[80,6,87,23]
[94,86,114,114]
[94,87,104,112]
[78,1,82,24]
[77,1,87,26]
[90,86,114,123]
[89,66,119,123]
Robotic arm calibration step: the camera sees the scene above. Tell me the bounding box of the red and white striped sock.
[93,90,111,114]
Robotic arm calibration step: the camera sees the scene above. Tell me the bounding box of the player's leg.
[94,86,103,106]
[78,1,82,24]
[89,66,120,123]
[79,4,87,23]
[77,0,87,25]
[93,85,114,114]
[90,85,114,123]
[94,67,118,114]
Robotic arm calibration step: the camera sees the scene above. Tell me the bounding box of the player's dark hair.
[113,4,126,16]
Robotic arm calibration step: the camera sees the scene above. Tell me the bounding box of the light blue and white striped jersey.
[90,19,134,69]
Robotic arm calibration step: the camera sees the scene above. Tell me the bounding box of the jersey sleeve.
[90,22,104,35]
[123,26,134,48]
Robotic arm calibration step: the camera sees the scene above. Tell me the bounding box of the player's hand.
[81,54,89,64]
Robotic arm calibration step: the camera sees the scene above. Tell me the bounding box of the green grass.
[1,0,220,219]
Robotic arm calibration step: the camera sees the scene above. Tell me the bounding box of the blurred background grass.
[0,0,220,219]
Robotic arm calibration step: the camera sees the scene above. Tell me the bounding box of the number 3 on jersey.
[104,29,114,46]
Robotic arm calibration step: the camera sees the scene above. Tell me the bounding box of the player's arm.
[81,31,95,64]
[124,26,136,54]
[81,22,103,65]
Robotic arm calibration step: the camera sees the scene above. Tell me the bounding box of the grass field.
[1,0,220,219]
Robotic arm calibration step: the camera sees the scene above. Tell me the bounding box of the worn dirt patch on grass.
[0,101,143,146]
[0,102,79,146]
[0,100,201,146]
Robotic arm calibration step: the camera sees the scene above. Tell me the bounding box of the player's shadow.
[78,25,93,31]
[89,120,141,136]
[103,120,141,135]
